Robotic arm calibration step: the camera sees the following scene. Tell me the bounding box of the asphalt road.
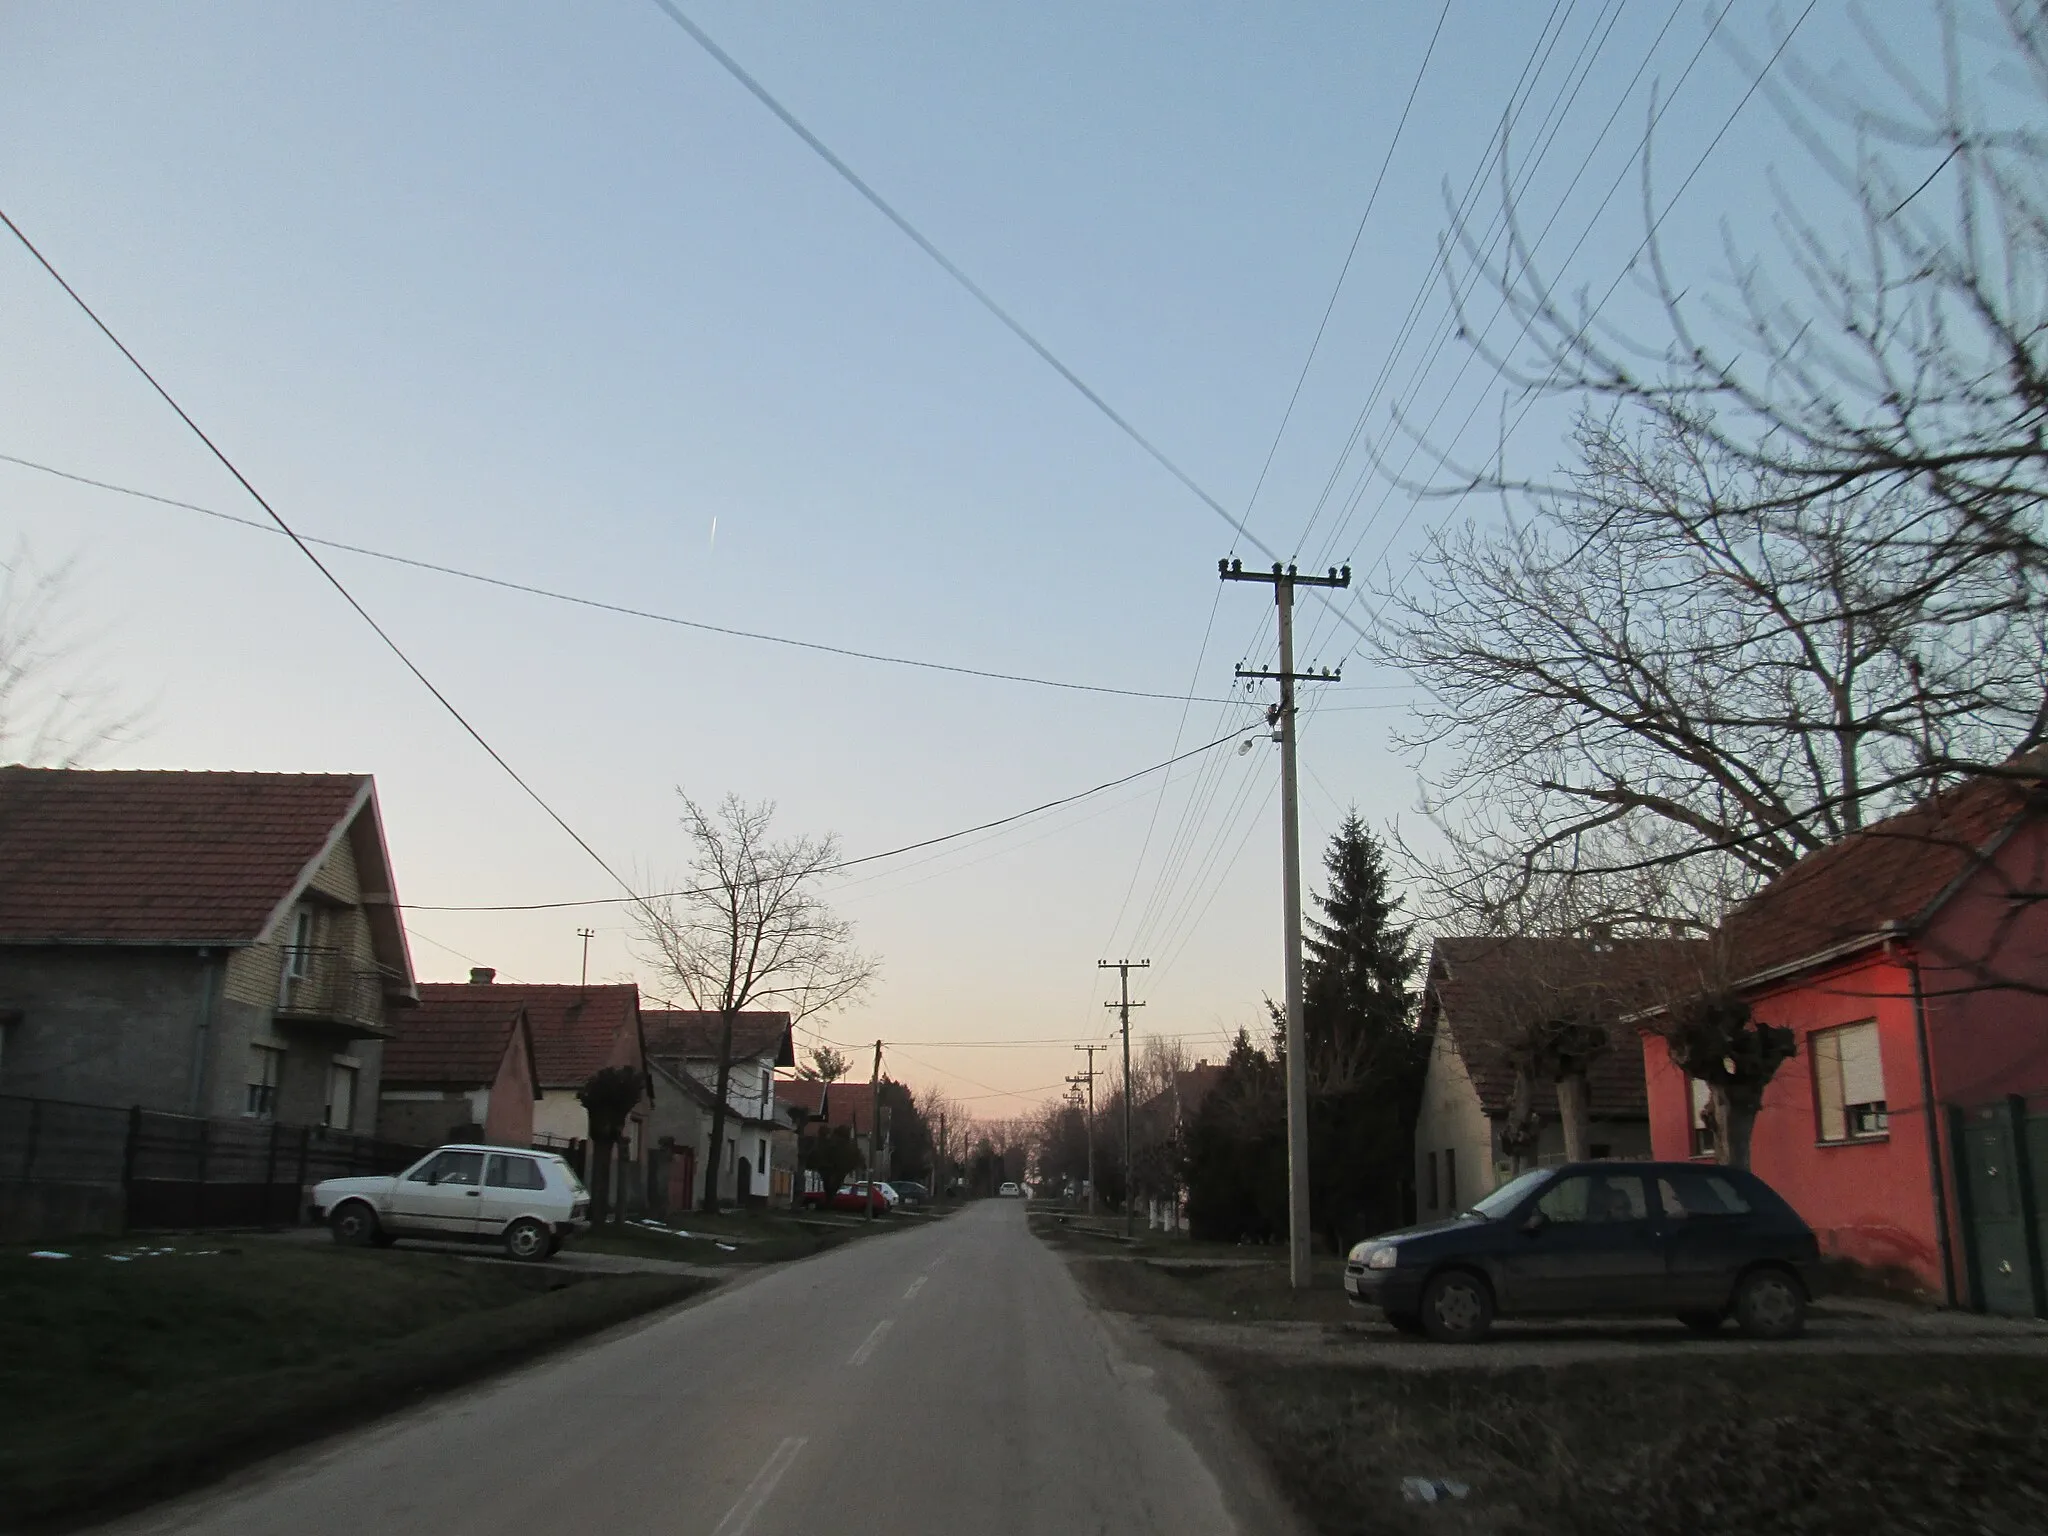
[95,1198,1288,1536]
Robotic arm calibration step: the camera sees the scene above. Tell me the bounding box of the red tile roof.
[416,981,640,1088]
[384,994,531,1088]
[1423,937,1702,1119]
[0,768,370,944]
[643,1009,795,1068]
[1724,769,2042,982]
[778,1078,878,1134]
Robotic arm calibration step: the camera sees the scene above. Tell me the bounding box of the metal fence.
[0,1092,427,1236]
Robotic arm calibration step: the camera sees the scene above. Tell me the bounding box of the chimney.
[469,967,496,985]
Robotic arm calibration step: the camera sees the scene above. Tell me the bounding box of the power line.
[0,204,655,921]
[405,721,1262,911]
[643,1,1374,648]
[0,451,1240,707]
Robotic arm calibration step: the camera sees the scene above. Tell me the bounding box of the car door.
[386,1149,486,1235]
[1497,1172,1665,1314]
[477,1152,554,1235]
[1655,1169,1758,1310]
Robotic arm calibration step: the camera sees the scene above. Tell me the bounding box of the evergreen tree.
[1180,1029,1286,1242]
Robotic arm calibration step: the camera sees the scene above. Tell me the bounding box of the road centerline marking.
[848,1319,894,1366]
[710,1436,806,1536]
[904,1276,927,1300]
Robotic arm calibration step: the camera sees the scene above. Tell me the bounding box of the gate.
[1950,1096,2048,1318]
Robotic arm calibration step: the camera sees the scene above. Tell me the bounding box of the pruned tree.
[577,1064,646,1225]
[634,794,875,1213]
[798,1043,852,1085]
[1,542,143,766]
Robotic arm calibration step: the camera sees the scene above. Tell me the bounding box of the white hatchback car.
[311,1145,590,1262]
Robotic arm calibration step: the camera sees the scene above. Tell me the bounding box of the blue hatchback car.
[1344,1161,1821,1343]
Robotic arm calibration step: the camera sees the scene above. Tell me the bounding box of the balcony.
[276,947,396,1038]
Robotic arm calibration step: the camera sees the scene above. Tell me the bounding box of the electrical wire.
[0,203,659,923]
[0,451,1240,707]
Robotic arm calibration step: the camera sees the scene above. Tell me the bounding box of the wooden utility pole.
[1220,557,1349,1290]
[576,927,596,986]
[865,1038,883,1222]
[1098,959,1148,1239]
[1070,1043,1102,1215]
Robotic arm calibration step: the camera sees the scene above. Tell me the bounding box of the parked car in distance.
[998,1181,1023,1198]
[311,1145,589,1262]
[828,1181,897,1214]
[1344,1161,1820,1344]
[891,1180,930,1207]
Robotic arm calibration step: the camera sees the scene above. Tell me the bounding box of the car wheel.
[1419,1270,1494,1344]
[1731,1267,1805,1340]
[329,1201,381,1247]
[1676,1309,1724,1335]
[1385,1310,1426,1336]
[503,1217,552,1263]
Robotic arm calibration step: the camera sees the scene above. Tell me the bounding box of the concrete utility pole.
[576,927,596,987]
[1220,557,1349,1290]
[1098,959,1148,1239]
[866,1039,883,1222]
[1070,1043,1103,1215]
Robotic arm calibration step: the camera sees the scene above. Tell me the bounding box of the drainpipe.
[186,948,223,1116]
[1907,950,1957,1307]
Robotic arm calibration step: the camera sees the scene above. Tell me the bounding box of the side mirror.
[1522,1210,1548,1235]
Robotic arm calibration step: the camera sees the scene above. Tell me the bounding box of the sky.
[0,1,1943,1113]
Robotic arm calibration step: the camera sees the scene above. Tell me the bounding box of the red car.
[828,1181,896,1215]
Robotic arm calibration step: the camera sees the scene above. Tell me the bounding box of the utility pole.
[1071,1043,1103,1215]
[1220,557,1349,1290]
[937,1111,947,1201]
[1098,958,1148,1239]
[865,1038,883,1222]
[576,927,596,987]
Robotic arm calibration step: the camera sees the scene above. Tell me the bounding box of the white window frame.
[325,1057,359,1129]
[246,1042,286,1119]
[1813,1020,1888,1143]
[283,907,317,980]
[1689,1077,1715,1158]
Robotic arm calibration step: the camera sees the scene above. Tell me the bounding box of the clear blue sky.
[0,1,1923,1109]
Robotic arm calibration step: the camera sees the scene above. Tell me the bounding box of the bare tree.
[797,1043,852,1086]
[634,794,875,1213]
[1,543,142,765]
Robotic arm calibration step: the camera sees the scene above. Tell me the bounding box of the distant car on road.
[998,1181,1023,1198]
[1344,1161,1820,1343]
[311,1145,589,1262]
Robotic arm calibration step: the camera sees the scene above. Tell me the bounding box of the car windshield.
[1464,1168,1553,1220]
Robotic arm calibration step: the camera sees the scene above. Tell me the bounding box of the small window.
[1445,1148,1458,1212]
[1689,1078,1715,1157]
[284,908,317,980]
[410,1150,485,1186]
[245,1043,285,1118]
[1813,1021,1888,1142]
[325,1062,358,1128]
[486,1154,548,1190]
[1426,1151,1439,1212]
[1537,1172,1647,1224]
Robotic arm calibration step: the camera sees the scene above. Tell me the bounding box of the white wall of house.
[1413,1026,1499,1221]
[534,1088,643,1158]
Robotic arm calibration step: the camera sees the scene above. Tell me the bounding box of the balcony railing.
[276,946,393,1035]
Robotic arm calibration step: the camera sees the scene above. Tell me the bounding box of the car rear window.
[486,1154,547,1190]
[1657,1169,1753,1217]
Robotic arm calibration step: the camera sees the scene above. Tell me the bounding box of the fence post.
[121,1105,142,1228]
[263,1119,282,1227]
[297,1124,313,1224]
[192,1118,211,1229]
[21,1097,42,1181]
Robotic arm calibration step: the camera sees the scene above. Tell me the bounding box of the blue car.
[1345,1161,1821,1343]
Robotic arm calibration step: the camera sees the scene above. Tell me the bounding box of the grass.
[1032,1209,1356,1323]
[0,1234,709,1529]
[577,1204,915,1265]
[1197,1351,2048,1536]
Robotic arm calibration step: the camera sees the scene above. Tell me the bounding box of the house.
[1638,760,2048,1311]
[642,1009,795,1207]
[0,768,416,1129]
[378,990,541,1148]
[1134,1061,1223,1231]
[778,1077,887,1185]
[402,973,650,1195]
[1413,937,1692,1222]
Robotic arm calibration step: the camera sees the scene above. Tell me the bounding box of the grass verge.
[0,1235,709,1530]
[577,1206,905,1265]
[1195,1350,2048,1536]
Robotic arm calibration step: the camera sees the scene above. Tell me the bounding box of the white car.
[311,1144,589,1262]
[999,1181,1023,1198]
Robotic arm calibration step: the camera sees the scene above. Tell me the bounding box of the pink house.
[1640,760,2048,1312]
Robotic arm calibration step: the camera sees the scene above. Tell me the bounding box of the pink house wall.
[482,1028,536,1147]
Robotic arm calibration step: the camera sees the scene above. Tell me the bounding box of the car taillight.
[571,1202,588,1220]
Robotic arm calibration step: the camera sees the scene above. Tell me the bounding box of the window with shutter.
[1813,1021,1888,1142]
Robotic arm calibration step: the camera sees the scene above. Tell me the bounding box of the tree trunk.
[1712,1084,1758,1170]
[1555,1074,1592,1162]
[589,1135,615,1223]
[701,1007,738,1214]
[1501,1070,1543,1174]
